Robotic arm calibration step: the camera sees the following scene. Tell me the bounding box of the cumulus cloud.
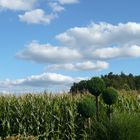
[17,22,140,72]
[16,41,82,64]
[0,0,36,11]
[47,61,109,71]
[58,0,79,5]
[0,0,80,24]
[92,45,140,59]
[56,22,140,59]
[19,9,57,24]
[56,22,140,48]
[17,0,80,24]
[16,41,109,71]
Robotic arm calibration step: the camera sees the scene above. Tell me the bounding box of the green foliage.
[102,87,118,105]
[87,77,105,97]
[0,94,78,139]
[112,113,140,140]
[123,83,130,91]
[0,91,139,139]
[102,72,137,90]
[87,77,105,121]
[70,80,88,93]
[91,113,140,140]
[4,135,37,140]
[70,72,140,94]
[77,96,96,118]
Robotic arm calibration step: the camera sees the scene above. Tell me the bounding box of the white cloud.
[48,63,75,71]
[92,47,121,59]
[47,61,109,71]
[19,9,57,24]
[0,73,86,92]
[17,43,109,71]
[74,61,109,71]
[0,0,36,11]
[56,22,140,59]
[49,2,64,12]
[56,22,140,48]
[58,0,79,5]
[0,0,80,25]
[92,45,140,59]
[17,22,140,70]
[124,45,140,57]
[16,41,82,63]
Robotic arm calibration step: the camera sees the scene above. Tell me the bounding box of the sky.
[0,0,140,94]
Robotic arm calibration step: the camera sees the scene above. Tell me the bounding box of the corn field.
[0,91,140,139]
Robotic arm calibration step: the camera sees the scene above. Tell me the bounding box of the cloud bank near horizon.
[0,72,87,93]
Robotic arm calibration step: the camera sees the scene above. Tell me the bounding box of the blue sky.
[0,0,140,93]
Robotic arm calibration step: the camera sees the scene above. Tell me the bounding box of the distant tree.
[135,76,140,90]
[102,72,138,90]
[127,73,135,90]
[70,82,78,93]
[70,72,140,95]
[70,80,88,94]
[78,80,88,93]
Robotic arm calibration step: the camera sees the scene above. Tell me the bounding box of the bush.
[102,87,118,106]
[77,96,96,118]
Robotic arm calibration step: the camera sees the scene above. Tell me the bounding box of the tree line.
[70,72,140,93]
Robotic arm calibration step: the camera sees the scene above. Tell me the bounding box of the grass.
[0,91,139,139]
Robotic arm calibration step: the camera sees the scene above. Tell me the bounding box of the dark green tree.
[70,80,88,94]
[135,76,140,90]
[70,72,140,94]
[102,87,118,121]
[87,77,105,121]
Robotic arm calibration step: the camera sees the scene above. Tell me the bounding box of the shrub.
[102,87,118,106]
[77,96,96,118]
[102,87,118,121]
